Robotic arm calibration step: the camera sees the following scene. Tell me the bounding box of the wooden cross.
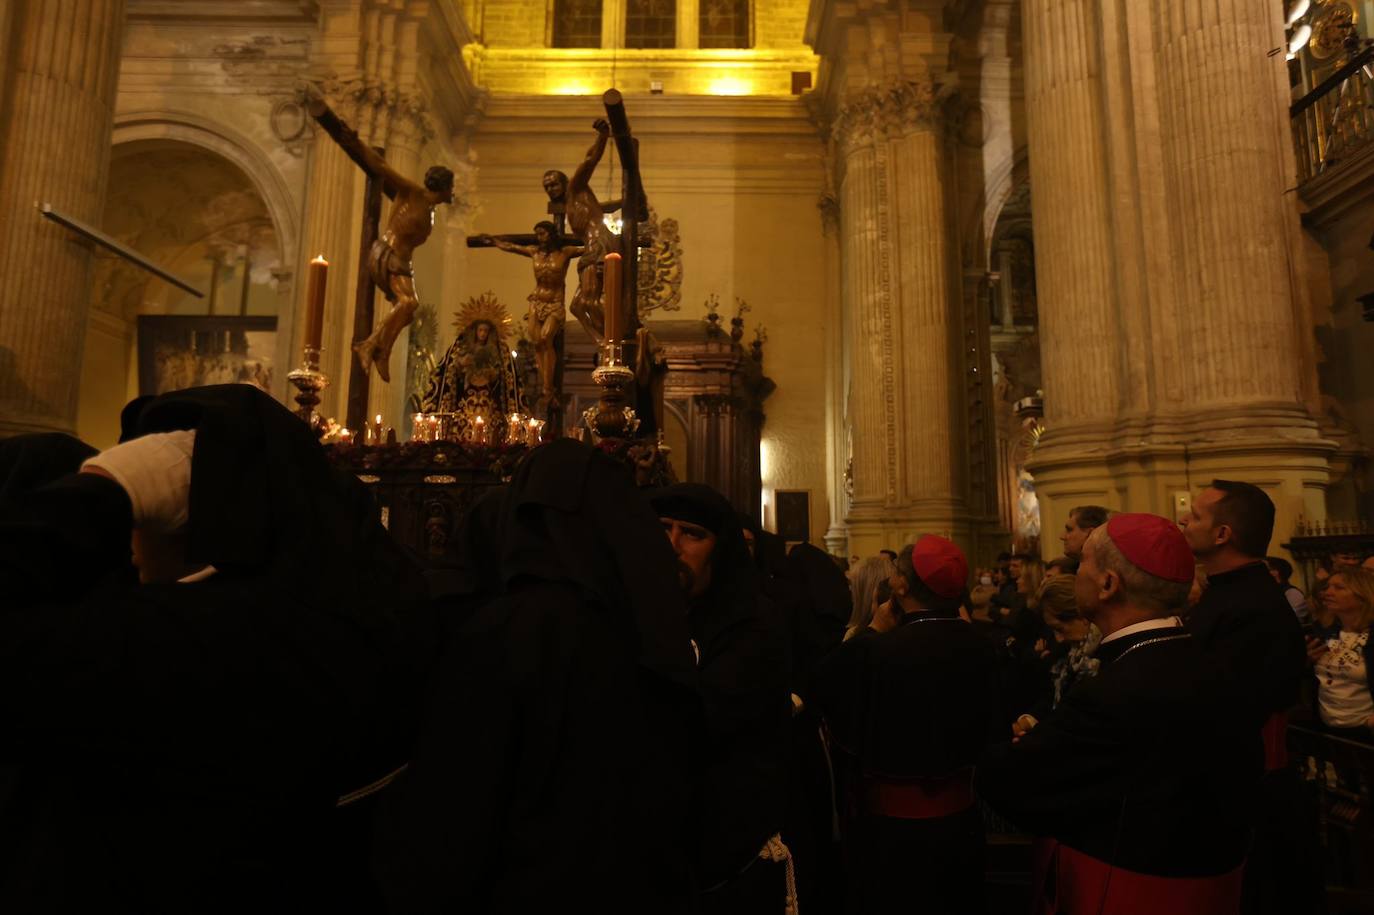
[308,97,393,433]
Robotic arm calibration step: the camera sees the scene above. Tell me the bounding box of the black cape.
[0,385,426,913]
[652,484,792,895]
[375,440,702,913]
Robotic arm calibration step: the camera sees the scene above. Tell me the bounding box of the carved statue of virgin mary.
[420,293,526,438]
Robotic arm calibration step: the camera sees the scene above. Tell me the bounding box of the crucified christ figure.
[306,97,454,383]
[545,118,624,341]
[477,221,583,407]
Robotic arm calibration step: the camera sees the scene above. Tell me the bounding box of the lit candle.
[602,252,623,342]
[339,428,351,445]
[304,254,328,352]
[527,417,542,446]
[474,414,487,445]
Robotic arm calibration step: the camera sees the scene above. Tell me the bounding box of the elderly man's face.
[661,517,716,597]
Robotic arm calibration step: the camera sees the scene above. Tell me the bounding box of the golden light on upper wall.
[707,76,753,96]
[549,80,596,95]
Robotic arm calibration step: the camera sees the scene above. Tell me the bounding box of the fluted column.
[1023,0,1331,555]
[1152,0,1301,408]
[0,0,125,435]
[820,185,849,557]
[1021,0,1119,434]
[834,80,970,554]
[296,127,358,419]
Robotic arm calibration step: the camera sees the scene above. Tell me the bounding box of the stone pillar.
[0,0,125,435]
[296,125,358,420]
[835,80,970,555]
[820,188,849,557]
[1023,0,1331,556]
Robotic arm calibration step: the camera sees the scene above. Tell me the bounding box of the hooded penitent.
[651,482,791,892]
[376,440,702,912]
[0,385,425,912]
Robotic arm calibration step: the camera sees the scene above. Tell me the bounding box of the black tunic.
[376,580,698,913]
[811,614,999,914]
[1187,561,1307,730]
[978,625,1256,878]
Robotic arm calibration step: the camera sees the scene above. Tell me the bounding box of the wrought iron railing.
[1288,724,1374,910]
[1291,45,1374,184]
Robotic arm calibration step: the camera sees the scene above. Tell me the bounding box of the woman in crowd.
[1041,571,1096,685]
[845,554,898,640]
[0,385,427,912]
[1306,566,1374,743]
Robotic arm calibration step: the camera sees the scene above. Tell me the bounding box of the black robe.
[1188,563,1320,914]
[1187,561,1306,732]
[375,440,701,913]
[0,386,426,913]
[811,613,999,914]
[656,484,791,909]
[977,624,1255,878]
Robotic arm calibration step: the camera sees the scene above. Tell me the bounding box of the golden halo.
[453,291,513,343]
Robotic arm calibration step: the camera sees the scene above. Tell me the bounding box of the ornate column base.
[1028,406,1335,561]
[823,524,850,559]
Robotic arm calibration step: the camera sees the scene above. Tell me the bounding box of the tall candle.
[304,254,328,352]
[602,252,623,342]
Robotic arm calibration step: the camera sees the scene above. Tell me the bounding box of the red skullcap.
[1105,513,1195,584]
[911,535,969,599]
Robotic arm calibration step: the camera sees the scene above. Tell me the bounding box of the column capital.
[831,79,956,150]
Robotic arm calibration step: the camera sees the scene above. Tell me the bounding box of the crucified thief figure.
[478,222,583,407]
[308,97,455,382]
[547,119,629,342]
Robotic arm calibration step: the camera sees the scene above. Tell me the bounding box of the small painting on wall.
[775,489,812,545]
[137,315,277,396]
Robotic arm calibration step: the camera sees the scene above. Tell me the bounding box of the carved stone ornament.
[831,79,953,150]
[637,205,684,315]
[300,77,436,150]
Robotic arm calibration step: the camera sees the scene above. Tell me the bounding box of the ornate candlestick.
[582,340,639,440]
[287,343,329,435]
[291,253,330,436]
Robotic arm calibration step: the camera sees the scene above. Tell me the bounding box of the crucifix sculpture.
[471,224,583,415]
[305,92,454,430]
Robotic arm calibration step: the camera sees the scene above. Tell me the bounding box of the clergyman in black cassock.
[375,440,702,913]
[811,534,997,915]
[0,385,426,913]
[652,483,792,914]
[979,514,1255,915]
[1181,481,1320,915]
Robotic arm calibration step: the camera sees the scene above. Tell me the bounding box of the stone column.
[1023,0,1331,554]
[1020,0,1120,436]
[0,0,125,435]
[835,80,971,555]
[295,122,358,420]
[820,187,849,556]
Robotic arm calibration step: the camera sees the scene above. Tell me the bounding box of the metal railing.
[1291,45,1374,185]
[1288,724,1374,912]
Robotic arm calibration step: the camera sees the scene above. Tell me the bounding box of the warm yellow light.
[603,213,623,235]
[549,81,594,96]
[708,76,753,96]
